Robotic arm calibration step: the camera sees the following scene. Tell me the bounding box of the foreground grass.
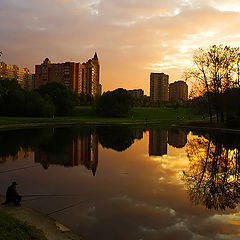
[0,106,203,126]
[0,211,44,240]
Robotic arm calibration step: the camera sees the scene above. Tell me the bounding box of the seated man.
[3,182,22,205]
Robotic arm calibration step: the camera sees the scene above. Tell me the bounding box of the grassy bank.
[0,211,45,240]
[0,106,203,126]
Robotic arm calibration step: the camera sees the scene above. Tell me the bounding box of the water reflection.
[183,132,240,210]
[168,129,188,148]
[149,129,188,156]
[0,148,32,164]
[1,127,240,239]
[0,127,145,175]
[0,127,188,167]
[96,126,143,152]
[2,127,240,211]
[35,135,99,175]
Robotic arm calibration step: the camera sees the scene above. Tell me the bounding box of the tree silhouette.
[185,45,240,123]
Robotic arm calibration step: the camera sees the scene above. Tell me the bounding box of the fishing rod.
[47,199,92,216]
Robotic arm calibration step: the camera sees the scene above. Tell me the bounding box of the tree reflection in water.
[96,126,143,152]
[183,133,240,210]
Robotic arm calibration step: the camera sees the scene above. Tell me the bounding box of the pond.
[0,126,240,240]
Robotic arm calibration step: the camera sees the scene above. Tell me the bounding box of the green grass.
[132,107,201,120]
[0,106,203,126]
[0,211,44,240]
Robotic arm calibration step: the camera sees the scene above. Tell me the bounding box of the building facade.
[34,53,101,97]
[169,80,188,101]
[0,62,33,90]
[150,73,169,102]
[128,89,144,99]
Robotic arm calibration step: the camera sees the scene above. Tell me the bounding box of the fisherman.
[2,182,22,206]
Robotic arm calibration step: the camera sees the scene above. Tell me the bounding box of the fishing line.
[22,197,44,202]
[0,165,40,174]
[47,199,91,216]
[23,194,83,197]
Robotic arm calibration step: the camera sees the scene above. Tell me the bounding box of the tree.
[96,88,134,117]
[185,45,240,123]
[36,82,77,116]
[77,93,94,106]
[0,78,55,117]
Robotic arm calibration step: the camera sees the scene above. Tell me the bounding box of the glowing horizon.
[1,0,240,95]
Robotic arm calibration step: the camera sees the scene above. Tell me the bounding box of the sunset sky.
[1,0,240,94]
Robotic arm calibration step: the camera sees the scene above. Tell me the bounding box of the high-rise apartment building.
[169,80,188,101]
[34,53,101,97]
[0,62,33,90]
[150,73,169,101]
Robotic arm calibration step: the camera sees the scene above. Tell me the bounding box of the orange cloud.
[1,0,240,94]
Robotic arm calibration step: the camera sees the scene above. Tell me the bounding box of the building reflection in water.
[35,134,98,176]
[0,127,145,176]
[0,148,32,163]
[149,129,168,156]
[149,129,187,156]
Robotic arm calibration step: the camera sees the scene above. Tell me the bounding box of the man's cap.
[12,181,17,185]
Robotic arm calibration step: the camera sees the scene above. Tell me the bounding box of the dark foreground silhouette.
[2,182,22,206]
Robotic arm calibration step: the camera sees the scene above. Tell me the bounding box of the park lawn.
[0,106,203,126]
[132,107,202,120]
[0,211,45,240]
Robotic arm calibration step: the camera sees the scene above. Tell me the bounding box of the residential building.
[169,80,188,101]
[34,53,101,97]
[0,62,33,90]
[128,89,144,99]
[150,73,169,101]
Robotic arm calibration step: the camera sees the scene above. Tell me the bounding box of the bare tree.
[185,45,240,123]
[185,48,213,123]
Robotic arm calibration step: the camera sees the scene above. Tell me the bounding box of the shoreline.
[0,119,240,134]
[0,196,83,240]
[174,122,240,134]
[0,120,163,130]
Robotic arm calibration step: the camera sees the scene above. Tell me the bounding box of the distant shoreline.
[0,120,163,130]
[174,123,240,134]
[0,119,240,134]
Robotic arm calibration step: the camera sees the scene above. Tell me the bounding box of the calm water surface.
[0,126,240,240]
